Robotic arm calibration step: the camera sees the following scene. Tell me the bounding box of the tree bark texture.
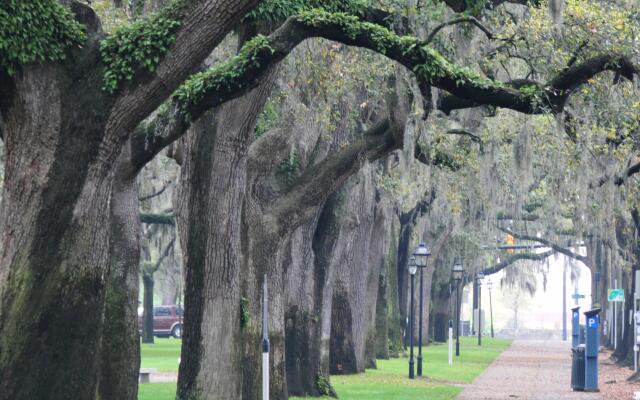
[323,164,381,374]
[142,272,155,344]
[99,145,142,400]
[364,195,395,368]
[176,70,275,399]
[0,61,116,400]
[0,1,260,398]
[284,209,331,397]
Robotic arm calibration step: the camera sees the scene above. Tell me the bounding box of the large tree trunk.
[284,210,333,397]
[0,62,116,400]
[99,146,142,400]
[240,222,289,400]
[325,165,380,374]
[176,69,275,399]
[142,272,155,344]
[430,286,453,343]
[382,214,404,357]
[176,110,247,400]
[365,194,394,367]
[0,2,261,398]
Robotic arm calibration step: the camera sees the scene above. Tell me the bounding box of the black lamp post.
[452,262,464,356]
[414,242,431,377]
[487,278,494,338]
[477,272,484,346]
[408,257,418,379]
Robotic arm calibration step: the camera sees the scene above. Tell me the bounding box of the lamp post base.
[456,341,460,356]
[417,355,422,376]
[409,359,415,379]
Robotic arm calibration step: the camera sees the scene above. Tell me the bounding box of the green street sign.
[572,294,585,300]
[608,289,625,302]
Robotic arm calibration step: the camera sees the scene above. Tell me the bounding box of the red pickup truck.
[138,305,183,338]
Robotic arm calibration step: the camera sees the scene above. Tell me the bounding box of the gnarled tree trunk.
[176,69,275,399]
[99,145,142,400]
[0,59,116,400]
[325,165,380,374]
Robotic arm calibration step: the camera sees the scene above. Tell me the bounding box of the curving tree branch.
[140,212,175,225]
[272,119,397,226]
[593,160,640,188]
[426,16,494,44]
[441,0,540,13]
[482,250,555,275]
[129,10,637,171]
[499,227,593,267]
[139,181,173,202]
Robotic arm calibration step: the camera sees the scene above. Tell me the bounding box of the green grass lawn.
[138,337,511,400]
[140,338,183,372]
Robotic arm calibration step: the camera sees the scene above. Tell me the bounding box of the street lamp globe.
[452,262,464,282]
[413,242,431,268]
[408,256,418,276]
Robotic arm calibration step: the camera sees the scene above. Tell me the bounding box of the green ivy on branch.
[100,0,186,93]
[0,0,86,75]
[245,0,368,23]
[168,9,635,127]
[173,35,276,119]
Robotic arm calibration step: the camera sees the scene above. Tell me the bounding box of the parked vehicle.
[138,305,183,338]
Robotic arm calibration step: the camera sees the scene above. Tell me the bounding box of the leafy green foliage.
[315,372,337,397]
[255,97,281,139]
[277,150,301,186]
[173,35,275,118]
[240,297,250,328]
[100,1,186,93]
[0,0,86,75]
[246,0,368,23]
[298,10,499,90]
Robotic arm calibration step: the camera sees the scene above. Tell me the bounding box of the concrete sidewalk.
[457,340,603,400]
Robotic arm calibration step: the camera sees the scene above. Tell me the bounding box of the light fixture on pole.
[452,262,464,356]
[477,272,484,346]
[487,278,494,338]
[413,242,431,377]
[408,256,418,379]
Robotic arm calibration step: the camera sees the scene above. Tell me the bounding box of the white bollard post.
[448,320,453,366]
[262,275,270,400]
[262,352,269,400]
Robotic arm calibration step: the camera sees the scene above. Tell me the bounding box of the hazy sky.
[459,254,594,336]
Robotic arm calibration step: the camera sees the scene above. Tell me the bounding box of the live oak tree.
[0,1,263,399]
[1,1,639,399]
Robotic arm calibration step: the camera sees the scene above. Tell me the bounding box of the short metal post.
[262,275,269,400]
[448,320,453,365]
[478,281,482,346]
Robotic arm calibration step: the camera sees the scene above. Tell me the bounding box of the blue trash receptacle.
[571,344,586,391]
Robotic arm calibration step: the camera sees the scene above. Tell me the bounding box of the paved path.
[457,340,603,400]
